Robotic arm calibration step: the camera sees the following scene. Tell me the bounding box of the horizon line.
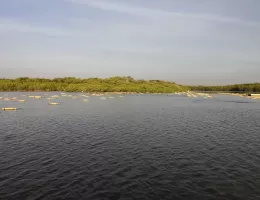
[1,76,259,86]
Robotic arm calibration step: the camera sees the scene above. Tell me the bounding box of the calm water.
[1,93,260,200]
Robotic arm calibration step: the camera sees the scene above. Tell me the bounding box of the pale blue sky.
[1,0,260,85]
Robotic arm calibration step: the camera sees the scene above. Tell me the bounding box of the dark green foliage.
[189,83,260,92]
[0,77,187,93]
[1,77,258,93]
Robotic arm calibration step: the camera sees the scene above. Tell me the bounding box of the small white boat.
[48,102,59,105]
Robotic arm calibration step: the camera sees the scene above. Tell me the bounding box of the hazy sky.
[1,0,260,85]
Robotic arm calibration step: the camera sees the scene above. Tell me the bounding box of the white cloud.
[1,0,260,83]
[0,19,83,37]
[66,0,260,28]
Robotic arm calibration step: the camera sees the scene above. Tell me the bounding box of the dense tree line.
[0,77,188,93]
[189,83,260,92]
[1,77,258,93]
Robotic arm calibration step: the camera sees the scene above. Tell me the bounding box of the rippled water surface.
[1,93,260,200]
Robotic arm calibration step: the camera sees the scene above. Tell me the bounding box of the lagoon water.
[1,93,260,200]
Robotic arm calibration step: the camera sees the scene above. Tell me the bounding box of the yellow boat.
[2,108,17,111]
[18,100,26,102]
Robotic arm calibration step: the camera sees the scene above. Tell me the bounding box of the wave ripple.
[1,94,260,199]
